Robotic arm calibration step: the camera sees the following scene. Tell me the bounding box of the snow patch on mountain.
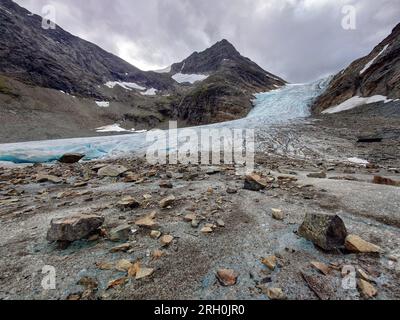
[95,101,110,108]
[141,88,158,96]
[322,95,392,114]
[172,73,209,84]
[105,81,146,91]
[360,44,389,75]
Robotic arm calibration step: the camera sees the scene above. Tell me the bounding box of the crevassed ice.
[172,73,209,84]
[0,77,331,164]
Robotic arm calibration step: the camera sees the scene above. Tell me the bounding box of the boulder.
[98,165,128,177]
[298,213,347,250]
[244,174,267,191]
[58,153,85,164]
[47,214,104,242]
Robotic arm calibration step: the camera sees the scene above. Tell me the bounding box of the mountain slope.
[313,23,400,113]
[0,0,173,97]
[169,39,286,124]
[0,0,287,142]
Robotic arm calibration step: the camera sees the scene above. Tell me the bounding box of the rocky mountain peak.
[313,22,400,113]
[170,39,244,74]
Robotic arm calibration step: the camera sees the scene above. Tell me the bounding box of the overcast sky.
[14,0,400,83]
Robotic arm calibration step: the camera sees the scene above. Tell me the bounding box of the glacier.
[0,77,331,164]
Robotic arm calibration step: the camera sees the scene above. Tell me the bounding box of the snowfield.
[172,73,209,84]
[322,95,392,114]
[105,81,146,91]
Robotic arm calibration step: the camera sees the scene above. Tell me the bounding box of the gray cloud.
[13,0,400,82]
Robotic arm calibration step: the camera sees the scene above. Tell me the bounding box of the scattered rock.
[226,187,238,194]
[373,176,399,187]
[135,267,154,280]
[106,277,128,290]
[345,235,382,253]
[160,195,176,208]
[298,213,347,251]
[58,153,85,164]
[244,174,267,191]
[301,272,335,300]
[216,219,225,227]
[357,268,375,283]
[201,226,213,234]
[271,208,285,221]
[262,256,277,270]
[115,259,133,272]
[98,165,128,177]
[216,269,238,286]
[307,172,327,179]
[358,279,377,298]
[108,224,132,242]
[127,262,141,278]
[160,234,174,246]
[135,212,157,229]
[265,287,286,300]
[191,220,200,228]
[117,196,141,210]
[47,214,104,242]
[96,262,114,270]
[150,230,161,239]
[152,249,164,260]
[37,174,63,184]
[184,213,197,222]
[310,261,330,275]
[109,243,131,253]
[159,181,173,189]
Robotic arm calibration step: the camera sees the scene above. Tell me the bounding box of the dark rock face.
[298,213,348,251]
[313,23,400,113]
[170,39,286,124]
[0,0,173,97]
[47,214,104,242]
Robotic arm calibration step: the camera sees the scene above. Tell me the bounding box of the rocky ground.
[0,102,399,300]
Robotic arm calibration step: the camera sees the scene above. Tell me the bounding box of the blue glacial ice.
[0,77,331,164]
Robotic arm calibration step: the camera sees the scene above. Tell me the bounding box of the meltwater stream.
[0,77,330,164]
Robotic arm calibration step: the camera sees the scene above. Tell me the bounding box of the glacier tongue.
[0,77,331,164]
